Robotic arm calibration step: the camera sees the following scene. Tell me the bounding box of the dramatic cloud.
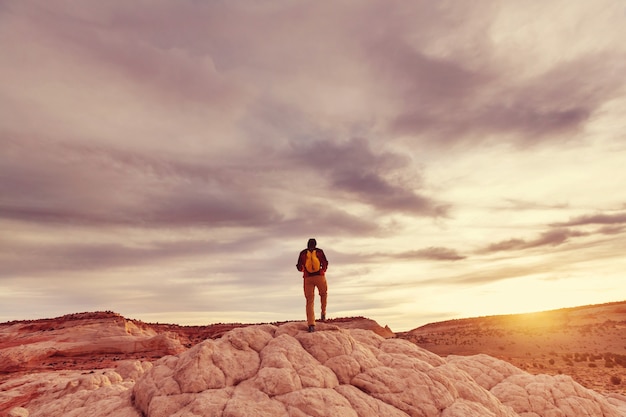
[288,138,446,216]
[552,212,626,227]
[388,247,466,262]
[483,228,588,253]
[1,0,625,330]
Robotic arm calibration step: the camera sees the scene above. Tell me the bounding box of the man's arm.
[318,249,328,272]
[296,250,304,271]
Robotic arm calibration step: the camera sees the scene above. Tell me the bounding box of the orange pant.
[303,275,327,326]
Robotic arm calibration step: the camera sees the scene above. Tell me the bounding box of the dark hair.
[307,238,317,249]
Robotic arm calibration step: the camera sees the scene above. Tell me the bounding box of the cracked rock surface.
[3,322,626,417]
[132,322,624,417]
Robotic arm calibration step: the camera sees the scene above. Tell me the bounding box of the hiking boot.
[308,325,315,333]
[320,313,326,321]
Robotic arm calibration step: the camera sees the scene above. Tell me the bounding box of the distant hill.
[397,301,626,394]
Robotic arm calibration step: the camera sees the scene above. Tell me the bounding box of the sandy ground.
[398,301,626,395]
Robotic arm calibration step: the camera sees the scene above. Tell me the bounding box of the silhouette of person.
[296,238,329,332]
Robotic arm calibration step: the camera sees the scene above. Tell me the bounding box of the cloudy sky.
[1,1,625,331]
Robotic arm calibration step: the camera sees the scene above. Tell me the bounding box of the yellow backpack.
[305,249,321,274]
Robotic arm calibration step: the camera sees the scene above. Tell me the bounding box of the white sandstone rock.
[8,407,29,417]
[3,321,624,417]
[448,354,623,417]
[131,323,625,417]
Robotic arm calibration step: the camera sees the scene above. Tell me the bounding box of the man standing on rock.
[296,238,329,333]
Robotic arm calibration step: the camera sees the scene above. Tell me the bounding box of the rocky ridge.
[0,312,392,375]
[1,311,626,416]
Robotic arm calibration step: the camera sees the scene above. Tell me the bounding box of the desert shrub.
[605,360,615,368]
[610,376,621,385]
[615,354,626,367]
[602,319,616,327]
[549,359,555,365]
[589,363,597,368]
[574,353,587,362]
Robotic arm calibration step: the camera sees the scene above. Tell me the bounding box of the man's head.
[307,238,317,249]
